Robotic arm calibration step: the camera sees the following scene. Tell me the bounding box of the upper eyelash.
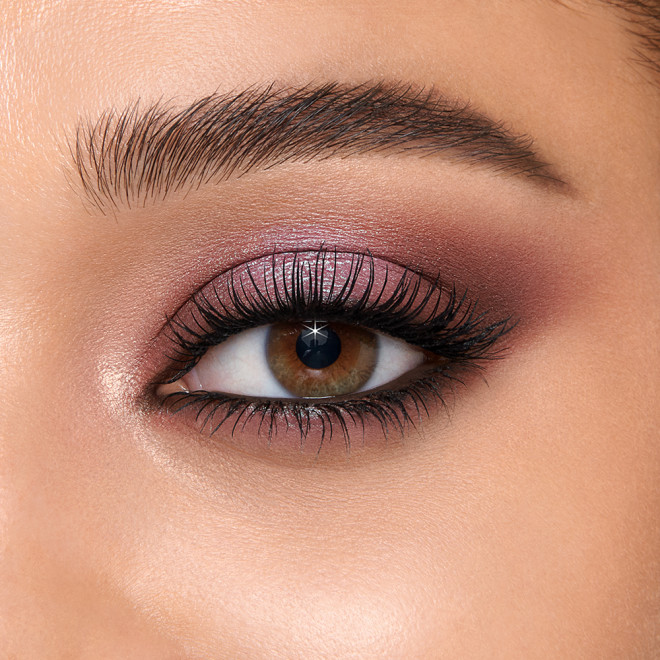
[163,248,513,381]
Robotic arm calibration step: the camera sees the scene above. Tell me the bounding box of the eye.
[161,320,432,399]
[153,249,512,454]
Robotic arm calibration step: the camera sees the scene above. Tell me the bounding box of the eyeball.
[162,320,429,399]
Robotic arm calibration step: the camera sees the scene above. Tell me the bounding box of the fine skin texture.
[1,1,659,658]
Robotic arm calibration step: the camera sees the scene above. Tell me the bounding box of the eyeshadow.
[172,251,445,333]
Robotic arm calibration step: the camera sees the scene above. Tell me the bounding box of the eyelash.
[157,249,513,451]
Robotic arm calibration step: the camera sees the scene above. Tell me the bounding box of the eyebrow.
[576,0,660,78]
[69,82,567,212]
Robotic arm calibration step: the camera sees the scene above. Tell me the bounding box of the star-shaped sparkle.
[301,320,329,342]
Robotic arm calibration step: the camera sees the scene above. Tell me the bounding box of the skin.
[1,0,659,657]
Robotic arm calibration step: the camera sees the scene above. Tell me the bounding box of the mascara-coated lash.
[157,249,513,454]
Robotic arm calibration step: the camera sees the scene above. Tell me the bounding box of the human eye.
[154,249,513,455]
[161,321,428,399]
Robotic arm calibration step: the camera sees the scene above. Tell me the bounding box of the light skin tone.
[1,0,659,657]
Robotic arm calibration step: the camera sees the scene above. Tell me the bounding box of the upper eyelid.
[160,249,394,336]
[154,247,402,338]
[160,249,513,380]
[165,249,440,345]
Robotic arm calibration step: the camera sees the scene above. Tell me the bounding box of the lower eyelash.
[160,363,480,454]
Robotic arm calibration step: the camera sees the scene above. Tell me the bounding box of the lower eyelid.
[157,366,449,459]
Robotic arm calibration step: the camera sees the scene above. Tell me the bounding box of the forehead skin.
[1,1,659,658]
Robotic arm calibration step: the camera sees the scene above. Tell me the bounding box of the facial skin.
[1,0,659,657]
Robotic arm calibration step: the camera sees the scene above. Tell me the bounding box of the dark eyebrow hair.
[555,0,660,79]
[69,82,567,213]
[605,0,660,76]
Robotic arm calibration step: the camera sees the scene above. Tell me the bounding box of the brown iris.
[266,321,377,397]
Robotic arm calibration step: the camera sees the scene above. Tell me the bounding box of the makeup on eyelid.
[167,251,445,334]
[99,193,579,436]
[97,154,579,405]
[81,193,583,465]
[88,160,583,463]
[137,216,569,344]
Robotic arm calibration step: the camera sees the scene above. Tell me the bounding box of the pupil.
[296,323,341,369]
